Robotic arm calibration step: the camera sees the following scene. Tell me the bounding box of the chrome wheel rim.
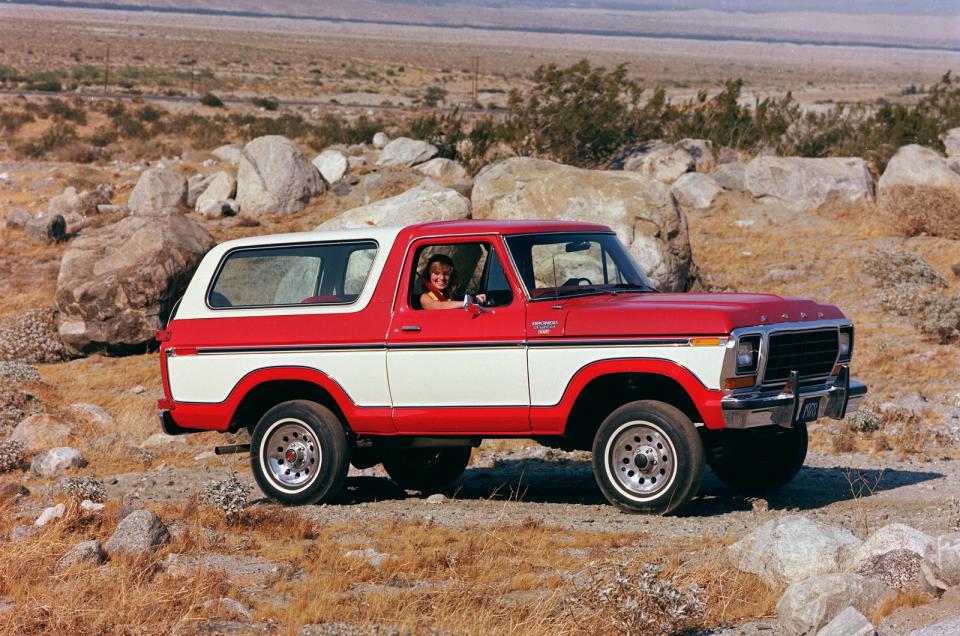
[607,421,676,499]
[264,418,320,489]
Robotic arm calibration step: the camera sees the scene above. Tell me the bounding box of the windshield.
[505,233,655,300]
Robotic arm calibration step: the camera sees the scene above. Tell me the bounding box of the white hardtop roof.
[211,225,404,253]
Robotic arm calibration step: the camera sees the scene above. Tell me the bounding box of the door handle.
[401,325,421,332]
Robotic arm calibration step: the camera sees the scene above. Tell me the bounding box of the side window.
[410,242,513,309]
[209,241,377,308]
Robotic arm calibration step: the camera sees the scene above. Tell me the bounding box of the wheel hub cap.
[265,420,320,487]
[609,422,675,497]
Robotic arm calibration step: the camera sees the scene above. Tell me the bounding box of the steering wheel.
[561,277,592,287]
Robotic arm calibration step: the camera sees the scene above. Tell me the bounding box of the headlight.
[838,327,853,362]
[735,335,760,374]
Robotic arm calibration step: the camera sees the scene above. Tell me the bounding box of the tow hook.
[214,444,251,456]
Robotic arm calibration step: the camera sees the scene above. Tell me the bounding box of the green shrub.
[251,96,279,111]
[199,92,224,108]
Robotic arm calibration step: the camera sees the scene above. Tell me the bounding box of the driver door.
[386,236,530,434]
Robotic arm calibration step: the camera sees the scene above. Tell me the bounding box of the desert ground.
[1,3,960,635]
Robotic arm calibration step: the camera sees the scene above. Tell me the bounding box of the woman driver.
[420,254,486,310]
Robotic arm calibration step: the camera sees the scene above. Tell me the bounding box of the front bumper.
[721,368,867,429]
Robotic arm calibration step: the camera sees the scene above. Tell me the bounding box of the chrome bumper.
[721,368,867,429]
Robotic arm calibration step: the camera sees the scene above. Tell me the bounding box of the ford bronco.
[157,220,866,514]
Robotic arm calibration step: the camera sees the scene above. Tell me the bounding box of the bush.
[914,294,960,343]
[199,474,251,521]
[251,96,279,111]
[880,184,960,240]
[199,92,224,108]
[847,409,882,433]
[863,249,946,288]
[0,440,26,473]
[59,476,106,503]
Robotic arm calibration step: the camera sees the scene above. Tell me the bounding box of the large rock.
[376,137,438,167]
[613,141,696,184]
[317,179,470,230]
[844,523,933,571]
[727,516,861,588]
[855,549,926,591]
[777,573,891,635]
[815,606,874,636]
[671,173,722,209]
[10,414,71,452]
[25,214,66,244]
[744,156,875,212]
[196,172,237,212]
[372,132,390,149]
[710,163,748,191]
[908,616,960,636]
[186,173,216,208]
[312,149,349,184]
[415,158,469,184]
[55,214,215,356]
[923,532,960,589]
[128,168,188,216]
[5,208,29,229]
[56,539,106,572]
[677,138,715,172]
[941,128,960,156]
[211,144,243,165]
[30,447,86,477]
[236,135,323,217]
[878,144,960,239]
[48,186,110,219]
[105,509,170,557]
[471,157,695,291]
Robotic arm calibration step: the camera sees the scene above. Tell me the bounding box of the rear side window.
[208,241,377,308]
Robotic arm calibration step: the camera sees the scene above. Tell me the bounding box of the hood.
[559,292,846,337]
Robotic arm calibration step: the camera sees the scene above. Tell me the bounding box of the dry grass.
[870,588,935,625]
[881,184,960,241]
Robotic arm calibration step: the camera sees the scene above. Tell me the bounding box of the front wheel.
[592,400,705,515]
[250,400,349,505]
[383,447,472,492]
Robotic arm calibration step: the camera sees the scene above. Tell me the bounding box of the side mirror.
[463,294,492,316]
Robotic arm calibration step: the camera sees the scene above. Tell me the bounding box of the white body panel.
[387,348,529,407]
[174,226,403,320]
[167,351,390,406]
[528,344,725,405]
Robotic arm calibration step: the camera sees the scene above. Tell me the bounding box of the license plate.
[799,398,820,423]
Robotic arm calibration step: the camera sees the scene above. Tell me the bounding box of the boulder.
[815,606,874,636]
[48,186,110,219]
[717,147,740,165]
[878,144,960,239]
[236,135,324,217]
[744,156,875,212]
[415,158,470,185]
[777,573,891,636]
[198,198,239,219]
[196,172,237,211]
[10,414,72,452]
[105,509,170,557]
[941,128,960,156]
[312,149,349,184]
[67,403,113,428]
[908,616,960,636]
[948,156,960,176]
[372,132,390,149]
[164,552,282,585]
[677,138,715,172]
[31,447,86,476]
[923,532,960,589]
[317,179,470,230]
[854,549,926,591]
[727,516,861,588]
[5,208,29,229]
[127,168,188,216]
[844,523,933,571]
[56,539,106,572]
[376,137,438,167]
[186,173,216,208]
[710,163,748,191]
[471,157,695,291]
[211,144,244,165]
[613,141,696,184]
[671,173,722,209]
[34,503,66,527]
[55,214,215,356]
[25,214,66,244]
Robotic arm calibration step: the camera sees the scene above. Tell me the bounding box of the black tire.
[708,422,808,493]
[250,400,349,505]
[592,400,705,515]
[383,447,472,492]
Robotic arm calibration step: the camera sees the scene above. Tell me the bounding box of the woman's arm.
[420,292,463,310]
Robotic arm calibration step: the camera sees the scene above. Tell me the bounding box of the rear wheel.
[708,422,808,493]
[383,447,472,492]
[250,400,349,505]
[592,400,705,515]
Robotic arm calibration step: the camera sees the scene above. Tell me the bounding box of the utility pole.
[472,55,479,109]
[103,44,110,95]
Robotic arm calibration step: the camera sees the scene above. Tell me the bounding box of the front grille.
[763,329,838,384]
